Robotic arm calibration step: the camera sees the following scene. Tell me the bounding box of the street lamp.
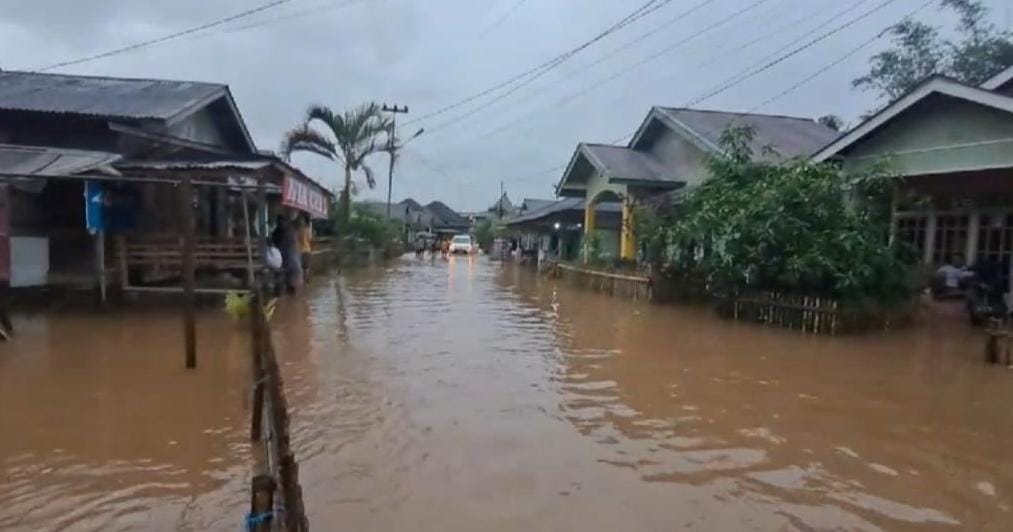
[386,127,425,218]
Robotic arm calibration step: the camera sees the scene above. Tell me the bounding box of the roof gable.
[813,76,1013,162]
[0,71,256,153]
[981,65,1013,92]
[650,107,838,160]
[424,201,468,226]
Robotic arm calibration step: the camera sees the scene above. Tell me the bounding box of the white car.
[449,234,476,254]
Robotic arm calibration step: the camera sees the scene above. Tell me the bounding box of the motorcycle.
[966,278,1008,326]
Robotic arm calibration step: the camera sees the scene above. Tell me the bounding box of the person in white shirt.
[934,255,973,296]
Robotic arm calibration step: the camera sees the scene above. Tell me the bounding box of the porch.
[893,168,1013,291]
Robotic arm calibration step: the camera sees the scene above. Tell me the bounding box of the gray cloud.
[2,0,1010,210]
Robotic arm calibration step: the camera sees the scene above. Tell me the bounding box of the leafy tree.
[281,103,391,224]
[817,114,845,131]
[854,0,1013,104]
[474,218,496,251]
[659,126,918,306]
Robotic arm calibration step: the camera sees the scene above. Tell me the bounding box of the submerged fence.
[549,262,903,335]
[249,293,308,531]
[552,263,652,301]
[728,292,842,335]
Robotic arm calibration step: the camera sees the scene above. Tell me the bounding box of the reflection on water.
[3,256,1012,531]
[0,307,252,531]
[280,256,1011,531]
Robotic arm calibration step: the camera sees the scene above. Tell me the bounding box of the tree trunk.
[340,164,353,225]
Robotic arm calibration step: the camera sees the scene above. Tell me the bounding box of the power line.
[31,0,299,72]
[463,0,773,142]
[521,0,927,184]
[424,0,723,137]
[488,0,866,145]
[400,0,672,128]
[749,0,938,112]
[117,0,369,56]
[685,0,902,108]
[480,0,528,37]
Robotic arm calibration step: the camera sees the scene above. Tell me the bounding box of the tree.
[281,103,391,224]
[817,114,845,132]
[474,218,495,252]
[854,0,1013,104]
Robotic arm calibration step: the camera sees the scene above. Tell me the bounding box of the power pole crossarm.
[381,104,410,219]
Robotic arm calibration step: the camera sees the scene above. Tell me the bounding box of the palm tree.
[280,102,391,223]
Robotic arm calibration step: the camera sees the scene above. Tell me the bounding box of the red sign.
[282,176,329,219]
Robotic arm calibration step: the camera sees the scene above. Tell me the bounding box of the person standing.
[271,214,303,293]
[297,214,313,284]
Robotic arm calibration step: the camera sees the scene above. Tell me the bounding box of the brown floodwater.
[3,257,1013,530]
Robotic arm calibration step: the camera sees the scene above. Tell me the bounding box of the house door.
[975,213,1013,291]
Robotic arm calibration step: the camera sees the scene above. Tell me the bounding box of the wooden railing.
[117,235,260,271]
[248,292,308,531]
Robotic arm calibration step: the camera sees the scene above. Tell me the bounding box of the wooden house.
[0,70,331,292]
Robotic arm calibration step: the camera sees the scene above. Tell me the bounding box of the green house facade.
[815,66,1013,289]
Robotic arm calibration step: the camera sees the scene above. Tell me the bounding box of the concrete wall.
[843,97,1013,176]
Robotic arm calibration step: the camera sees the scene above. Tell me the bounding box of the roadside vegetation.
[641,126,920,308]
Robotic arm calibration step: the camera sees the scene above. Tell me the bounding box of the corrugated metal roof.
[657,107,839,159]
[519,198,555,213]
[0,143,120,176]
[506,197,621,226]
[115,159,272,171]
[581,143,669,182]
[0,70,225,120]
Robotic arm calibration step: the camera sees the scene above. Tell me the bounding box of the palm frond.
[279,125,337,161]
[361,163,376,189]
[305,104,346,140]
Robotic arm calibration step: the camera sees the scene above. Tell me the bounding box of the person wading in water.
[271,214,303,293]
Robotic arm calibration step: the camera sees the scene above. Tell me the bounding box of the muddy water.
[0,307,252,531]
[2,257,1012,531]
[275,257,1013,531]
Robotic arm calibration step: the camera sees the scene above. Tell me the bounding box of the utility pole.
[381,103,409,219]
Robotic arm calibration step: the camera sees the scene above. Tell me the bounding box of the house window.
[895,216,927,256]
[932,214,969,264]
[976,214,1013,266]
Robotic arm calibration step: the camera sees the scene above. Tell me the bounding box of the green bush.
[333,203,401,248]
[655,126,919,307]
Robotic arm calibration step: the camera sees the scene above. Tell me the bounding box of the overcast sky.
[2,0,1011,210]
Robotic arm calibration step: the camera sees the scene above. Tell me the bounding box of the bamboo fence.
[730,292,842,335]
[553,263,652,300]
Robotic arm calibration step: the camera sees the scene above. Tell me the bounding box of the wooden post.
[250,292,265,441]
[95,230,106,305]
[117,235,129,291]
[180,177,197,369]
[256,175,268,286]
[249,474,275,532]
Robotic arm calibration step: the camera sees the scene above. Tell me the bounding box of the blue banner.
[85,180,104,234]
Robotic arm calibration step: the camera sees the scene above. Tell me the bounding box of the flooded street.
[277,257,1012,531]
[3,256,1013,530]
